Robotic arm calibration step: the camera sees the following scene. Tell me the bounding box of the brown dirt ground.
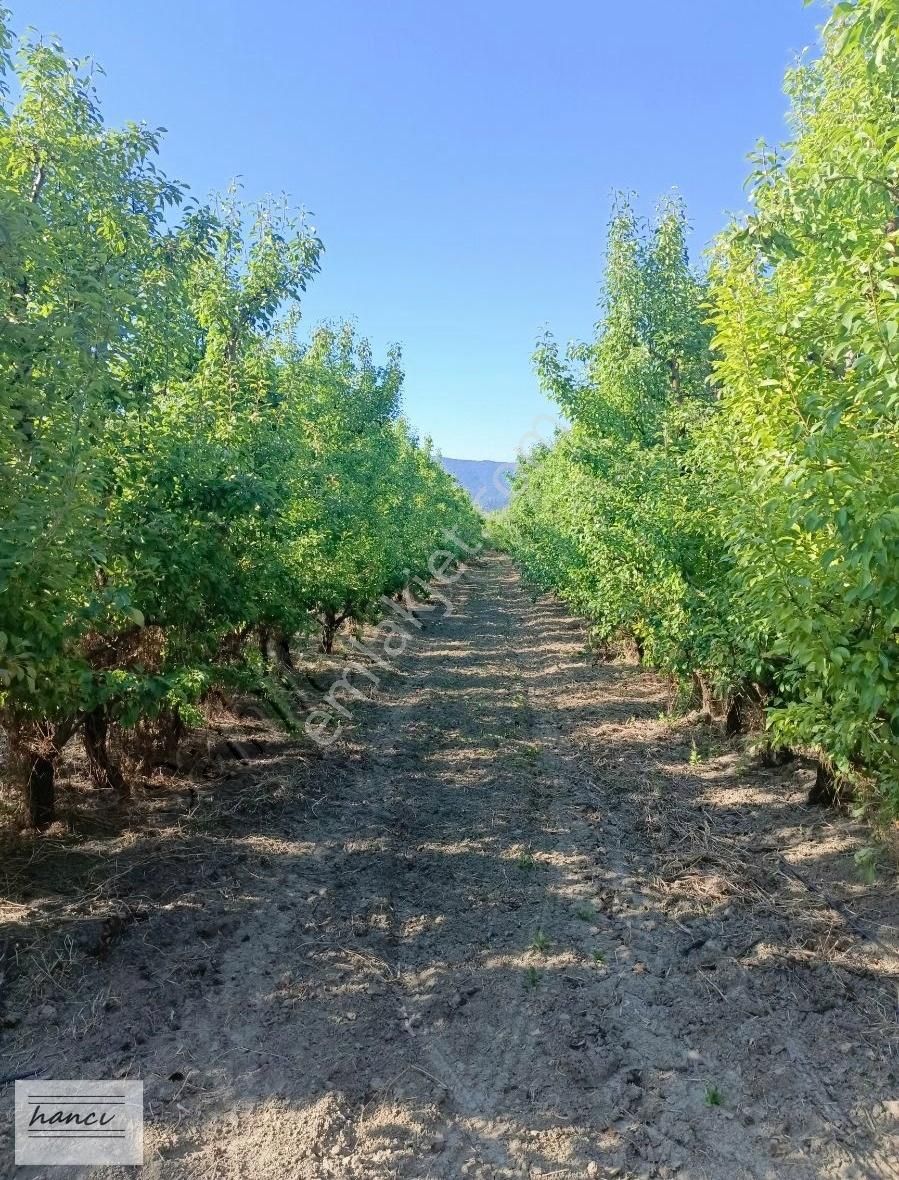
[1,553,898,1179]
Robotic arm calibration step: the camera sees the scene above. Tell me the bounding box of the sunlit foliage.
[501,0,899,810]
[0,13,481,824]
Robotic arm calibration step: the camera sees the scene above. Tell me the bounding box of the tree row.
[497,0,899,815]
[0,18,482,826]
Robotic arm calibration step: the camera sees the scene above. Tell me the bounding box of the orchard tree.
[708,0,899,801]
[508,197,733,690]
[0,22,193,822]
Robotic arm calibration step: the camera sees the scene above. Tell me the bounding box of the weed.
[516,852,536,871]
[523,966,541,989]
[704,1084,723,1107]
[530,929,550,954]
[31,935,79,1000]
[592,950,606,965]
[854,846,879,884]
[689,740,702,765]
[574,904,594,921]
[511,742,540,764]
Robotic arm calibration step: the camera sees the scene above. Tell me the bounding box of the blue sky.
[19,1,824,460]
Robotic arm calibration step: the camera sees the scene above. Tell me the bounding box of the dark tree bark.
[13,717,79,829]
[25,754,56,829]
[757,742,794,768]
[258,627,272,663]
[275,633,296,670]
[83,709,128,795]
[724,696,742,735]
[807,764,841,807]
[319,609,346,654]
[693,673,714,719]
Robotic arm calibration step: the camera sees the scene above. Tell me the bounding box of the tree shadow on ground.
[1,556,897,1179]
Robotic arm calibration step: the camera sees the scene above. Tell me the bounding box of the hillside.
[439,456,516,511]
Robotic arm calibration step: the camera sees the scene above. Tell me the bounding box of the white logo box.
[15,1080,144,1166]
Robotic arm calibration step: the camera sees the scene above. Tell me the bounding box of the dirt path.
[2,555,898,1179]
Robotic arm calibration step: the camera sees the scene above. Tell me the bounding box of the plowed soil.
[2,554,898,1179]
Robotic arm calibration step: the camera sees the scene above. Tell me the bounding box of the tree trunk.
[807,764,841,807]
[724,696,742,735]
[83,709,128,795]
[757,742,793,768]
[10,717,79,829]
[693,672,713,719]
[275,634,296,671]
[319,610,345,654]
[259,627,272,663]
[26,753,56,829]
[217,623,252,663]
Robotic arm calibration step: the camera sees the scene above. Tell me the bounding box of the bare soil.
[2,554,898,1179]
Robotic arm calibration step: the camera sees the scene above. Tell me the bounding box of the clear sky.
[18,1,824,461]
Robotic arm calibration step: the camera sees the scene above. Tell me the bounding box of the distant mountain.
[440,457,516,512]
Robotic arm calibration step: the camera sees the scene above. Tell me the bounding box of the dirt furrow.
[2,555,897,1179]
